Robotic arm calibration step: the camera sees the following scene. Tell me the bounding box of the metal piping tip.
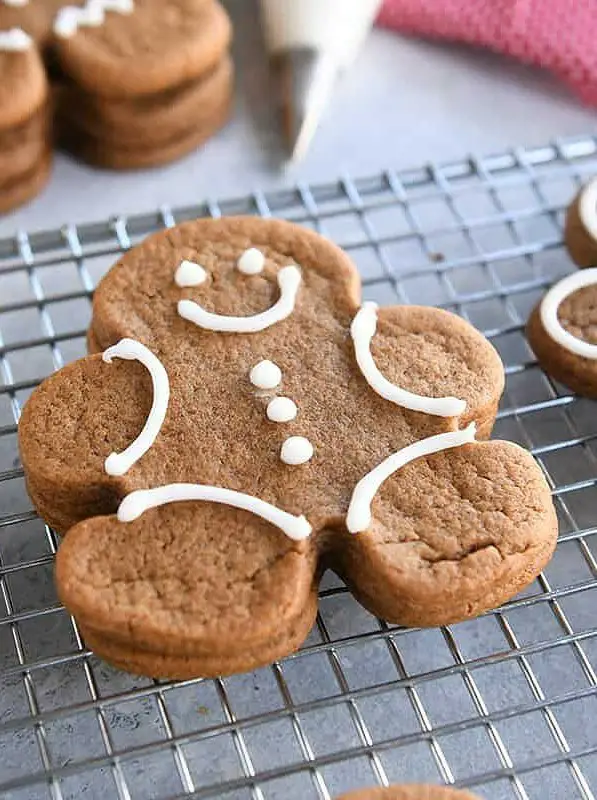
[275,48,339,165]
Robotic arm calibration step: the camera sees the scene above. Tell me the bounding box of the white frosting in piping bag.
[346,422,477,534]
[54,0,133,38]
[350,302,467,418]
[178,265,301,333]
[117,483,312,541]
[0,28,31,50]
[102,338,170,476]
[540,267,597,360]
[579,177,597,243]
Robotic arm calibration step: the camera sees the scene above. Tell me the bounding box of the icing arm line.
[350,303,467,418]
[346,422,477,534]
[102,338,170,476]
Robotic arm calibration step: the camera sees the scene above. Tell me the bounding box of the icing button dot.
[281,436,313,465]
[267,397,297,423]
[250,360,281,390]
[237,248,265,275]
[175,260,207,287]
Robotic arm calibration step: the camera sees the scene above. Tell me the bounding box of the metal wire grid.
[1,137,597,800]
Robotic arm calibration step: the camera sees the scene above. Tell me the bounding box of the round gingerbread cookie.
[61,87,231,170]
[564,176,597,267]
[52,0,232,98]
[59,56,233,152]
[336,786,480,800]
[527,266,597,397]
[19,217,557,679]
[0,148,51,213]
[0,107,48,185]
[0,29,46,130]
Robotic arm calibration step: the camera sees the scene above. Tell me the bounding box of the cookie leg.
[56,502,320,679]
[332,440,557,627]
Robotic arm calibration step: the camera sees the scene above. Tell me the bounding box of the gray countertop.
[0,0,595,236]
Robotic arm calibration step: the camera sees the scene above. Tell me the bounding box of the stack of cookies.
[53,0,233,169]
[0,27,51,212]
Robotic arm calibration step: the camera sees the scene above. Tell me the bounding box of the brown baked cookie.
[58,57,233,169]
[0,30,46,129]
[0,107,49,184]
[60,90,231,170]
[52,0,232,168]
[336,785,481,800]
[58,56,233,148]
[0,29,51,212]
[19,217,557,679]
[527,265,597,397]
[0,147,51,213]
[528,181,597,396]
[564,176,597,267]
[52,0,231,97]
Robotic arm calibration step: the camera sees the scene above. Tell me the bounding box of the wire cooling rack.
[2,137,597,800]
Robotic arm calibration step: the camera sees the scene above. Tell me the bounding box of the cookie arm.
[366,305,504,438]
[56,503,319,679]
[333,440,557,627]
[18,353,155,533]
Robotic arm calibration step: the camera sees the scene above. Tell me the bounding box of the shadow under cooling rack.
[1,136,597,800]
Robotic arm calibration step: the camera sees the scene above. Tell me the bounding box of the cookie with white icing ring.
[19,216,557,680]
[527,266,597,397]
[565,176,597,268]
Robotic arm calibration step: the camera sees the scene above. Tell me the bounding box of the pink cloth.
[378,0,597,107]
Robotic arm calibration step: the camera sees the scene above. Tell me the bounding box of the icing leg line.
[350,303,467,417]
[117,483,312,541]
[539,267,597,360]
[346,422,477,534]
[177,265,302,333]
[102,338,170,476]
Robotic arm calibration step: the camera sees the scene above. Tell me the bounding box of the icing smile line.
[177,265,301,333]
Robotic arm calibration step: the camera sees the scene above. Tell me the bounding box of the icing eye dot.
[175,260,207,287]
[237,248,265,275]
[267,397,297,423]
[250,360,281,390]
[281,436,313,465]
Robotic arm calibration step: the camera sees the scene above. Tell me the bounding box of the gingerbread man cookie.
[52,0,233,169]
[336,785,481,800]
[527,177,597,397]
[19,217,557,679]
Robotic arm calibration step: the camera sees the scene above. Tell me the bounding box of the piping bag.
[259,0,383,164]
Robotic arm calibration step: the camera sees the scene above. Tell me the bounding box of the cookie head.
[19,217,558,678]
